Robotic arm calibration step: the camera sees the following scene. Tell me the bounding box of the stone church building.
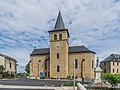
[30,12,95,79]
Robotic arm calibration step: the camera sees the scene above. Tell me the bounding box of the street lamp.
[73,59,76,90]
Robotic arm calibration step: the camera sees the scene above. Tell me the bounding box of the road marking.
[61,83,64,87]
[44,84,54,87]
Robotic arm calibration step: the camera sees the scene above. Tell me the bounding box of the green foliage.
[49,77,56,79]
[11,72,15,78]
[67,76,71,80]
[63,82,77,86]
[25,63,30,74]
[101,73,120,86]
[2,72,15,79]
[40,76,45,79]
[0,65,5,73]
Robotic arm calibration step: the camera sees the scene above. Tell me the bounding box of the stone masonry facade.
[0,54,17,74]
[100,54,120,74]
[30,12,95,79]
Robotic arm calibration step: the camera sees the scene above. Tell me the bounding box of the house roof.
[30,46,95,55]
[0,53,17,62]
[101,54,120,63]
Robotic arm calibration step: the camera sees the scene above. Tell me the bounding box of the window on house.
[75,59,78,69]
[59,34,62,40]
[57,66,60,72]
[113,62,114,66]
[10,62,11,68]
[54,34,57,40]
[117,62,119,66]
[45,60,47,70]
[57,53,59,59]
[104,69,106,73]
[92,61,94,68]
[104,62,106,66]
[113,69,114,73]
[117,69,119,73]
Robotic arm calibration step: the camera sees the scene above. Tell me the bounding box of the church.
[29,11,95,79]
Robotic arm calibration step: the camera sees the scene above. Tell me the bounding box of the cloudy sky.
[0,0,120,72]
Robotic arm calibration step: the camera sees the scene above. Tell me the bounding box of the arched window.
[54,34,57,40]
[92,61,94,69]
[10,62,11,68]
[57,53,59,59]
[113,69,114,73]
[45,60,47,70]
[75,59,78,69]
[57,66,60,72]
[59,34,62,40]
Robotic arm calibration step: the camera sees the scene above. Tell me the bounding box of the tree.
[0,65,5,73]
[101,73,120,86]
[25,63,30,74]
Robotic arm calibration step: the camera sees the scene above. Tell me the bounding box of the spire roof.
[48,11,70,37]
[54,11,65,30]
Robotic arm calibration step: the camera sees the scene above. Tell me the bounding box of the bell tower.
[48,11,69,78]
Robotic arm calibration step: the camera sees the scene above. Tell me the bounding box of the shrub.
[40,76,45,79]
[49,77,56,79]
[67,76,71,80]
[101,73,120,86]
[63,82,77,86]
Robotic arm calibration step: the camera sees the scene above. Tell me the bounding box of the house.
[0,53,17,74]
[100,54,120,74]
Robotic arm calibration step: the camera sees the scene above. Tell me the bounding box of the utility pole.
[73,60,76,90]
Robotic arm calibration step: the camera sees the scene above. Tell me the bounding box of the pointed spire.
[54,11,65,30]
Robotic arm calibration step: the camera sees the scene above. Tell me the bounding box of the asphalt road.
[0,89,54,90]
[0,77,74,87]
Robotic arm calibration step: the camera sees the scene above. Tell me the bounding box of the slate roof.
[101,54,120,62]
[48,11,70,37]
[0,53,17,62]
[69,46,94,53]
[30,46,95,55]
[54,11,65,30]
[31,48,49,55]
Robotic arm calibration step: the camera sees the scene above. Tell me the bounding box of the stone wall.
[0,56,16,74]
[50,30,69,79]
[5,58,16,74]
[30,54,49,77]
[110,61,120,74]
[0,56,5,66]
[68,52,95,78]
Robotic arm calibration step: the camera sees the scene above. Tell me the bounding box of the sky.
[0,0,120,73]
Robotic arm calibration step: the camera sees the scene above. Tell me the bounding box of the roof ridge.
[69,45,84,47]
[34,48,49,50]
[101,54,120,62]
[0,53,17,62]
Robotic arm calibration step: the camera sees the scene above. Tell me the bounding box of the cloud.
[0,0,120,72]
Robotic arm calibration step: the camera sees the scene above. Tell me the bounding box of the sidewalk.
[0,84,77,90]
